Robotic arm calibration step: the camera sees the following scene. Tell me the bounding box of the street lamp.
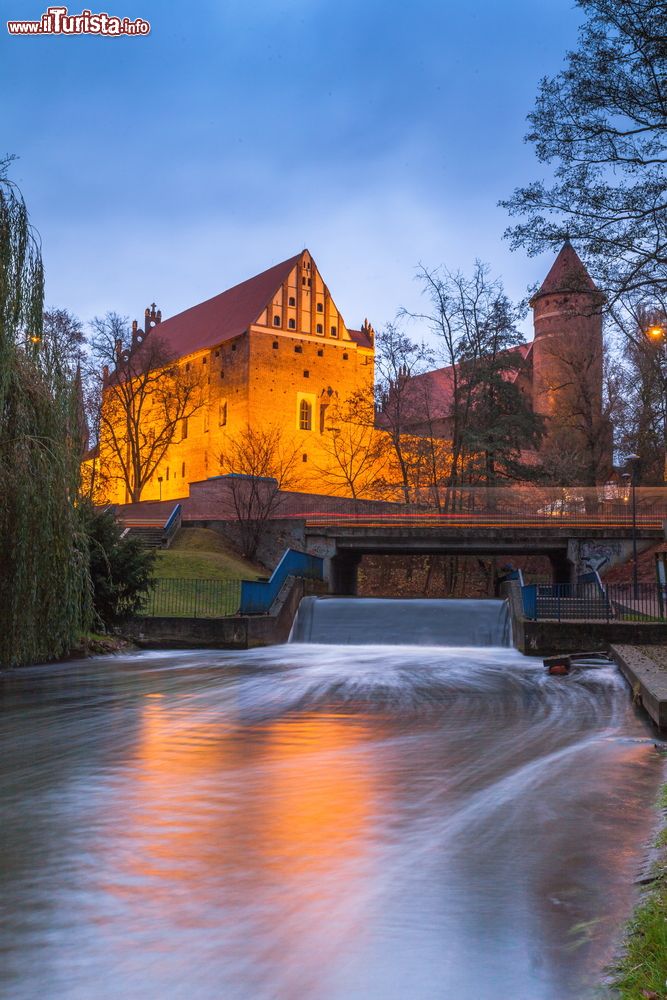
[644,321,667,480]
[622,453,640,598]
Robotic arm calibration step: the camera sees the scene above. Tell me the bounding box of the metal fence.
[140,578,241,618]
[522,581,667,622]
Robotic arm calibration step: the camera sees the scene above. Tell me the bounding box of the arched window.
[299,399,312,431]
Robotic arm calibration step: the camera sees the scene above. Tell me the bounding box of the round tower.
[530,240,605,421]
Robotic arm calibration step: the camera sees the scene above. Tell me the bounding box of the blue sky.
[2,0,582,341]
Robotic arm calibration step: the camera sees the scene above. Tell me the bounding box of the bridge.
[294,487,667,593]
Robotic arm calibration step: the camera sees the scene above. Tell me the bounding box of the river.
[0,601,664,999]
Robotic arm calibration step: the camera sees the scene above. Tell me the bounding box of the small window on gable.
[202,356,207,365]
[295,345,302,354]
[288,318,296,329]
[317,302,323,312]
[303,370,309,378]
[299,399,312,431]
[316,323,323,334]
[219,401,227,427]
[302,453,308,462]
[317,349,323,357]
[330,325,337,337]
[273,315,281,326]
[231,343,237,351]
[272,341,279,350]
[215,350,220,357]
[343,352,349,360]
[307,278,312,287]
[288,296,296,306]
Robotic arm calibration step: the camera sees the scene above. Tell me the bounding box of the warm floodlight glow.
[647,325,665,339]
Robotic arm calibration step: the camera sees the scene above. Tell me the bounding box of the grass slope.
[611,784,667,999]
[152,527,267,581]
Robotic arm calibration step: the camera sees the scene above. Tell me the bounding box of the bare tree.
[314,395,389,499]
[536,333,615,485]
[89,312,204,503]
[372,323,434,501]
[406,262,542,488]
[219,424,300,559]
[502,0,666,307]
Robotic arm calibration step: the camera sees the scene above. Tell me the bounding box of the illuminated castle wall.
[96,250,375,504]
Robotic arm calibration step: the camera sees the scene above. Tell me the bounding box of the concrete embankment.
[124,577,324,650]
[610,645,667,734]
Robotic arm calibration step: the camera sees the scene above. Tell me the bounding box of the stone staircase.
[123,525,167,548]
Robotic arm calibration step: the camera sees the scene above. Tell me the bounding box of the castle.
[92,242,607,505]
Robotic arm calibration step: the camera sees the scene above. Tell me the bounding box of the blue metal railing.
[240,549,324,614]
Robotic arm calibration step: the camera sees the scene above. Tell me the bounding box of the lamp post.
[623,453,640,598]
[645,322,667,481]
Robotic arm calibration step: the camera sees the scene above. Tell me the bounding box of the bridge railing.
[240,549,324,614]
[291,486,667,528]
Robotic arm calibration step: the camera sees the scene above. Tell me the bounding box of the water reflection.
[0,646,663,999]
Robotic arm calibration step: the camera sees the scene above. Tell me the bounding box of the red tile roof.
[348,328,373,349]
[142,252,304,361]
[401,343,533,422]
[531,241,600,302]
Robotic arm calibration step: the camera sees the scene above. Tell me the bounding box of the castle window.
[288,296,296,306]
[272,341,279,350]
[304,370,309,378]
[181,462,185,478]
[231,343,236,351]
[273,315,281,326]
[204,410,209,433]
[317,302,323,312]
[316,324,323,334]
[295,345,302,354]
[317,349,323,357]
[166,467,170,481]
[288,319,296,330]
[302,277,307,285]
[220,370,225,378]
[181,418,188,439]
[299,399,312,431]
[215,350,220,357]
[219,401,227,427]
[202,356,207,365]
[343,352,348,360]
[330,325,337,337]
[302,453,308,462]
[307,279,312,287]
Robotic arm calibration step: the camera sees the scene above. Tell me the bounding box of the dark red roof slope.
[348,328,373,349]
[531,241,600,302]
[401,343,533,422]
[144,252,303,361]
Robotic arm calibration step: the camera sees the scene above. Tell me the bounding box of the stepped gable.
[138,251,303,362]
[530,241,601,304]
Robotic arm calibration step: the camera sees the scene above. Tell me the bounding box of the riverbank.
[611,782,667,999]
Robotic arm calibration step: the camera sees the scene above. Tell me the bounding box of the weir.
[289,596,512,647]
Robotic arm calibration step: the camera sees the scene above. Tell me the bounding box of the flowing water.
[0,598,664,1000]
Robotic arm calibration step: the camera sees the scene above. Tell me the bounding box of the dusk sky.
[3,0,582,341]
